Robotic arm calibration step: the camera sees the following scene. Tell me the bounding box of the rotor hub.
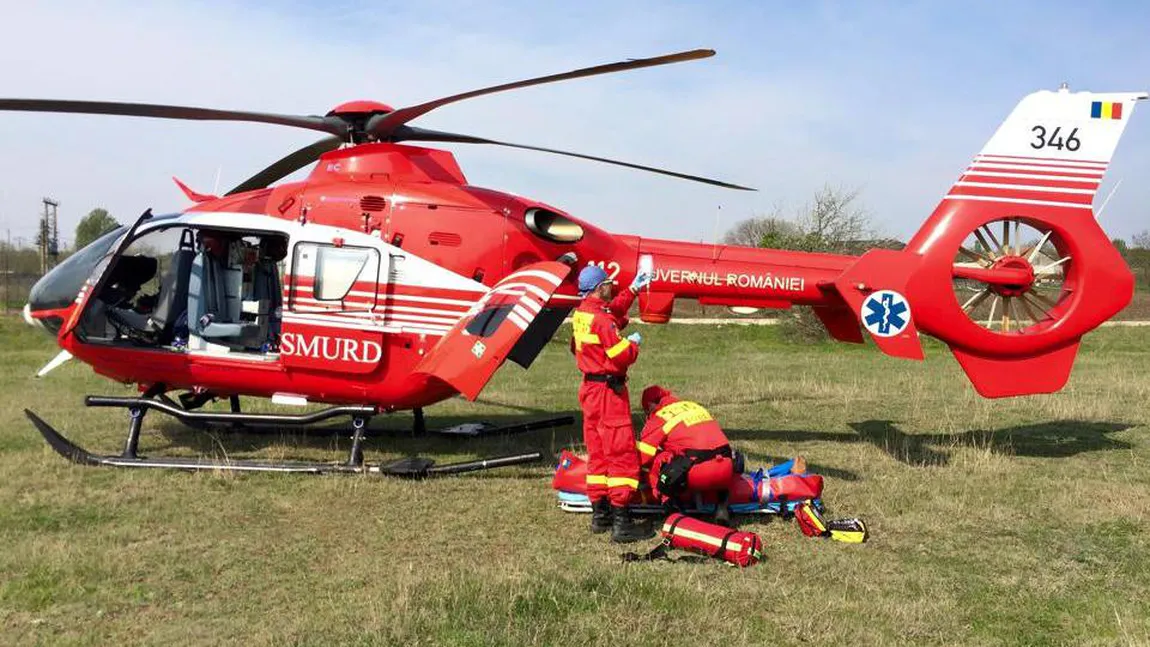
[326,100,394,116]
[986,256,1035,297]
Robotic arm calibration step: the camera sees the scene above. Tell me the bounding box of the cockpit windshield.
[27,225,127,312]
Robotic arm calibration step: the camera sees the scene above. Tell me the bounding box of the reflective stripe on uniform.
[636,441,659,456]
[604,338,632,358]
[655,400,713,433]
[586,474,608,486]
[659,523,745,553]
[571,311,600,351]
[606,476,639,489]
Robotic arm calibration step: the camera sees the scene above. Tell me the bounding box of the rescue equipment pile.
[555,450,869,566]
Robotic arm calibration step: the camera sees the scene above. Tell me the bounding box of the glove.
[626,332,642,346]
[629,271,651,292]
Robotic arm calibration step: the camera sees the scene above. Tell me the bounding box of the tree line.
[1,208,121,273]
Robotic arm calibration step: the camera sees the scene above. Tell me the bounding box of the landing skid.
[25,403,543,478]
[145,395,573,438]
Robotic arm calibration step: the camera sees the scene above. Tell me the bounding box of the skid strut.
[25,399,545,477]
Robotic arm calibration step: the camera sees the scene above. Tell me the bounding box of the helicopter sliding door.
[281,234,386,375]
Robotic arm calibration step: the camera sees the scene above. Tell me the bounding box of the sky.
[1,0,1148,248]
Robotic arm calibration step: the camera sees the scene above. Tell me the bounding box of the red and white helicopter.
[7,49,1143,476]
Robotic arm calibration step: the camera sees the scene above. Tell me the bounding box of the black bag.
[656,454,693,498]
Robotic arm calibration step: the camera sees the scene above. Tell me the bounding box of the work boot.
[611,506,656,543]
[590,498,613,534]
[713,490,732,527]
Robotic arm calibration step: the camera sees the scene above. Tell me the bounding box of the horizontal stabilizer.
[811,302,865,344]
[951,342,1079,398]
[831,249,924,360]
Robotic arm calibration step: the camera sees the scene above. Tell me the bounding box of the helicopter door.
[63,209,156,338]
[412,261,571,399]
[280,239,385,374]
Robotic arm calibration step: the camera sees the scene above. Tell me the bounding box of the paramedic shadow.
[848,419,1133,467]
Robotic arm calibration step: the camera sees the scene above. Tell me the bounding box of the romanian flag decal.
[1091,101,1123,120]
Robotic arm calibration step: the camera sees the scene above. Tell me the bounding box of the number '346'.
[1030,126,1081,151]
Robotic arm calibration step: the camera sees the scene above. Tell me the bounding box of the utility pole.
[39,197,59,274]
[2,228,9,314]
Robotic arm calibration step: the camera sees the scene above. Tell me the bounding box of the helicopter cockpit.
[77,224,288,356]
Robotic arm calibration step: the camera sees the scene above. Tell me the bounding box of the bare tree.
[719,185,879,341]
[791,185,873,254]
[1132,230,1150,250]
[720,208,801,248]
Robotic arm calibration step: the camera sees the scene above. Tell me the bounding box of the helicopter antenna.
[212,166,222,196]
[1095,177,1122,220]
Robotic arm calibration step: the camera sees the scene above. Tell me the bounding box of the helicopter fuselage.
[30,142,862,410]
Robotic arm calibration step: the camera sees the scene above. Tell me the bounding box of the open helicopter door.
[61,209,155,338]
[280,228,387,375]
[412,261,572,399]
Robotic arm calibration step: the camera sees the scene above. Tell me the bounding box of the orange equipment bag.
[656,512,763,567]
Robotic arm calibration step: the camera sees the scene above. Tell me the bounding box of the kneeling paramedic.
[638,385,738,525]
[571,264,652,543]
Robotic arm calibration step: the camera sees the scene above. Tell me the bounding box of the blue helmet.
[577,265,610,295]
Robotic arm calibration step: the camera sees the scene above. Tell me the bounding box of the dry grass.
[1,316,1149,645]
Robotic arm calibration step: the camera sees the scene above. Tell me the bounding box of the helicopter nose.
[24,283,72,336]
[23,302,43,328]
[24,222,127,337]
[26,259,85,336]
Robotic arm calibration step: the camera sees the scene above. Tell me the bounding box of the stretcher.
[552,449,824,516]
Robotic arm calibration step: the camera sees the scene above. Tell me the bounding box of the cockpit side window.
[290,243,380,308]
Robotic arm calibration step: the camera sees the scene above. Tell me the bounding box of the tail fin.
[836,88,1146,397]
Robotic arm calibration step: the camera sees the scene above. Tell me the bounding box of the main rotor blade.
[227,136,343,195]
[0,99,346,136]
[366,49,715,140]
[396,125,755,191]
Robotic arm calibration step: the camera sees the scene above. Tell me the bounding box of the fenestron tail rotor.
[951,217,1071,334]
[0,48,754,193]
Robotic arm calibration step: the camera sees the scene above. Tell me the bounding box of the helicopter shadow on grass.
[147,407,586,478]
[723,419,1134,469]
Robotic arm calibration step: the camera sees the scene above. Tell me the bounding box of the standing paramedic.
[571,264,652,543]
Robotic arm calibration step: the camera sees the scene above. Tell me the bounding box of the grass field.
[1,315,1149,646]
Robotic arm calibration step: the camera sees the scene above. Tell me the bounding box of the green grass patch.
[1,315,1149,645]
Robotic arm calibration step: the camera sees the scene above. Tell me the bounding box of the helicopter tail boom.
[630,88,1146,397]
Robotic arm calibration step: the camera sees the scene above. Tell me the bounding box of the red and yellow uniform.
[638,392,735,501]
[571,289,639,508]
